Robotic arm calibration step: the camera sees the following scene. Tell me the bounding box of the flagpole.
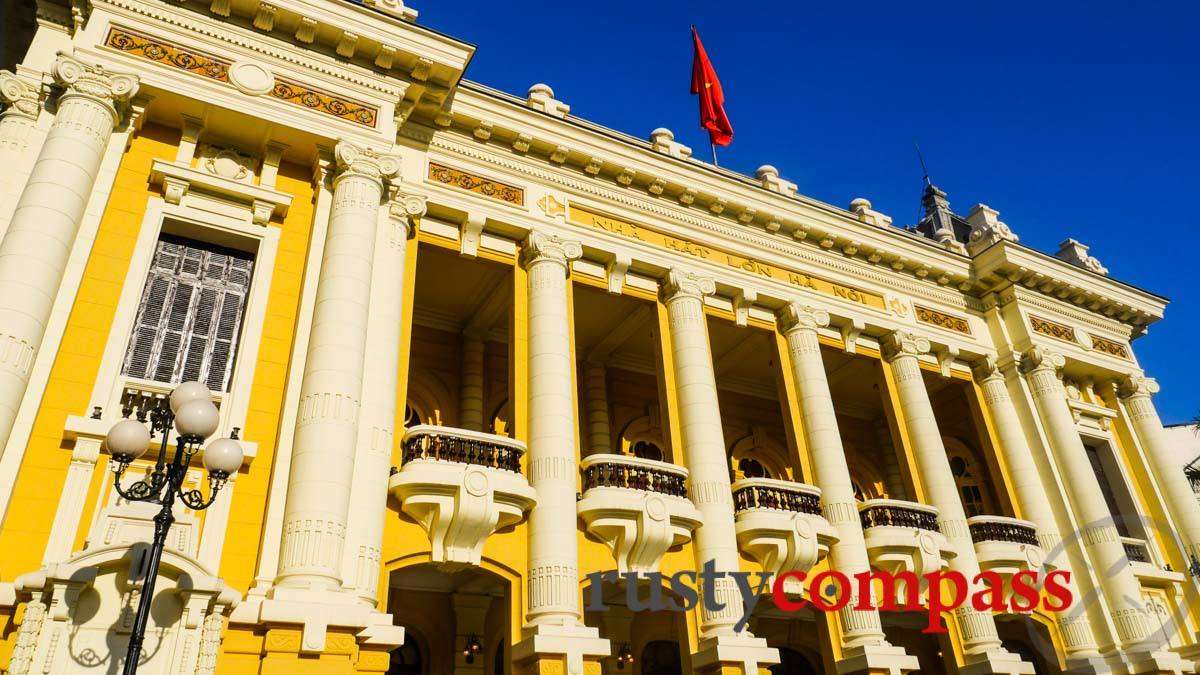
[710,143,718,167]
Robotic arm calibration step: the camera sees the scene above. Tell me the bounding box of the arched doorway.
[386,563,513,675]
[770,647,818,675]
[640,640,682,675]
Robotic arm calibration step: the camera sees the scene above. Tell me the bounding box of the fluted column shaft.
[522,232,585,626]
[660,269,742,637]
[0,55,137,455]
[1117,375,1200,563]
[881,332,1004,656]
[973,360,1099,657]
[341,191,423,603]
[1020,348,1156,649]
[583,362,611,456]
[459,334,485,431]
[778,303,889,649]
[276,142,398,589]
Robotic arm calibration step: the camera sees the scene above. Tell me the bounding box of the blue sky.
[419,1,1199,424]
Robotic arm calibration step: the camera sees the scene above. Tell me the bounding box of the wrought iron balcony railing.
[732,478,822,516]
[581,454,688,498]
[968,516,1039,546]
[401,425,524,473]
[859,499,940,533]
[1120,536,1150,564]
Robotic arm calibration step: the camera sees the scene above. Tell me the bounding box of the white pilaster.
[513,230,609,670]
[778,304,917,675]
[881,332,1030,675]
[1020,348,1179,667]
[1116,375,1200,565]
[41,435,102,564]
[972,358,1101,661]
[341,189,423,603]
[275,141,398,590]
[0,54,137,456]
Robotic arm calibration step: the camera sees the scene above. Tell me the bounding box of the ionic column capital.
[332,139,399,188]
[387,188,426,235]
[880,330,930,362]
[970,355,1004,384]
[0,71,41,122]
[777,302,829,334]
[1018,346,1065,376]
[51,53,139,125]
[1115,374,1159,400]
[659,268,715,304]
[519,230,582,272]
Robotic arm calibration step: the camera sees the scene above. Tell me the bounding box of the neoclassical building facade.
[0,1,1198,674]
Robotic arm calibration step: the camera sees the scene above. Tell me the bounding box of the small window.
[121,235,254,392]
[738,458,769,479]
[950,454,986,518]
[631,441,663,462]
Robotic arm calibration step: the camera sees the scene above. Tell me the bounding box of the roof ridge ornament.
[527,83,569,118]
[1054,239,1109,276]
[966,203,1018,255]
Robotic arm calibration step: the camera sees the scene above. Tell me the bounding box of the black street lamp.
[105,381,243,675]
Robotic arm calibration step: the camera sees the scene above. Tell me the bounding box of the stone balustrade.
[401,424,524,473]
[580,453,688,498]
[733,478,822,516]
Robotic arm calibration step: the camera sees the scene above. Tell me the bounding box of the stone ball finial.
[650,127,674,142]
[528,83,554,98]
[755,165,779,180]
[849,198,872,212]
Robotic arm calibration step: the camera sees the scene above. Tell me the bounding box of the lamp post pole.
[105,382,243,675]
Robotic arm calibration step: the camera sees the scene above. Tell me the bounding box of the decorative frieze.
[1029,315,1077,343]
[914,305,971,335]
[571,204,889,311]
[1091,335,1129,359]
[428,162,524,205]
[105,26,378,126]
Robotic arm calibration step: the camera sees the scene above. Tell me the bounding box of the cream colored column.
[660,270,741,635]
[521,231,586,626]
[341,190,424,603]
[0,54,137,455]
[275,141,398,590]
[459,334,485,431]
[778,304,916,672]
[1019,347,1159,650]
[583,361,611,457]
[972,357,1100,659]
[0,71,42,239]
[1117,374,1200,563]
[881,332,1029,674]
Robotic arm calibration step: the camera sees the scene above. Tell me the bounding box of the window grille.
[121,234,254,392]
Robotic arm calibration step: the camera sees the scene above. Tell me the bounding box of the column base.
[691,633,780,675]
[959,650,1036,675]
[1171,642,1200,671]
[513,623,611,675]
[230,582,404,656]
[836,643,919,675]
[1115,647,1195,675]
[1063,654,1110,675]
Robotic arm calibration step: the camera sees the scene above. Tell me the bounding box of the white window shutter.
[122,235,255,392]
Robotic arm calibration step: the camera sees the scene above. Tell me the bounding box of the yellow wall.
[0,123,180,577]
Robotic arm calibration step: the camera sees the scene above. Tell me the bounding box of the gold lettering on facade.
[569,205,886,310]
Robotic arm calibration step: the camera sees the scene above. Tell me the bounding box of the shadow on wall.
[1,0,37,71]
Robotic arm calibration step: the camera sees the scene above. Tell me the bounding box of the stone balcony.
[732,478,836,577]
[577,454,702,574]
[968,515,1046,604]
[388,425,536,566]
[859,499,951,582]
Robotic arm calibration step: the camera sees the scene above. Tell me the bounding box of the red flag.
[690,26,734,146]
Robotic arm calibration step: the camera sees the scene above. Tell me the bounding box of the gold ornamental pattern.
[1030,316,1077,343]
[914,305,972,335]
[104,27,378,127]
[1091,336,1130,359]
[105,27,230,82]
[428,163,525,205]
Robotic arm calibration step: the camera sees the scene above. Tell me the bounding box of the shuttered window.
[121,235,255,392]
